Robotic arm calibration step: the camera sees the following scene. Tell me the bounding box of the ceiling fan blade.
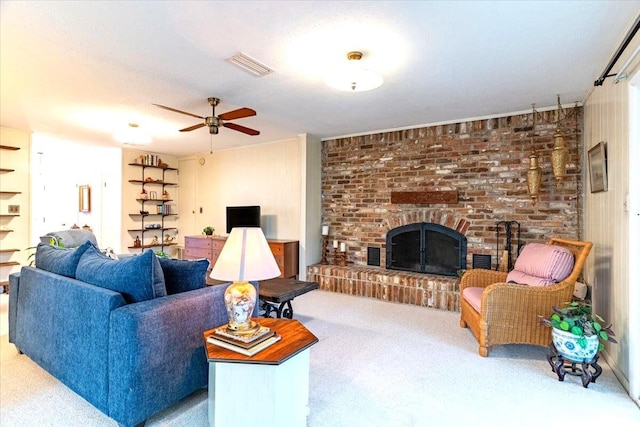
[218,107,256,121]
[223,122,260,136]
[153,103,204,120]
[180,123,206,132]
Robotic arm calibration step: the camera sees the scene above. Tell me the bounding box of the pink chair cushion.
[462,287,484,312]
[506,243,574,287]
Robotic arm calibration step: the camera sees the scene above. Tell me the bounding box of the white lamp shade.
[210,227,281,281]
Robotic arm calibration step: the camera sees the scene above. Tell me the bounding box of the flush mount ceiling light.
[114,123,152,145]
[326,51,383,92]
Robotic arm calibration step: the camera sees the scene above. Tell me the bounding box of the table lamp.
[210,227,281,334]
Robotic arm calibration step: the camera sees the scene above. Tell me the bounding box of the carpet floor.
[1,291,639,426]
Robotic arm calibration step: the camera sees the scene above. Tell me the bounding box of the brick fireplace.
[308,107,583,311]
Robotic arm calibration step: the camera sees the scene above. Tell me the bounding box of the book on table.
[211,328,276,349]
[213,324,271,343]
[207,333,282,356]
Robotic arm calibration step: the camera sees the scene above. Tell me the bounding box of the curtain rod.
[594,14,640,86]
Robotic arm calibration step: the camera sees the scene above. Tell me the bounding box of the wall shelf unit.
[0,261,20,267]
[127,163,178,251]
[0,144,22,293]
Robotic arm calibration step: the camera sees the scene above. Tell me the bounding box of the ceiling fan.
[153,97,260,136]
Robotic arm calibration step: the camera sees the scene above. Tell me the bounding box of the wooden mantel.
[390,190,458,205]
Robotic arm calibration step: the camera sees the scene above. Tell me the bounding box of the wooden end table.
[258,278,319,319]
[203,317,318,427]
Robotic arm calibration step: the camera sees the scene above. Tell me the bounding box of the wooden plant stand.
[546,344,602,388]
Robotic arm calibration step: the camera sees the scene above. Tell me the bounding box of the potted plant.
[203,226,214,236]
[540,300,617,362]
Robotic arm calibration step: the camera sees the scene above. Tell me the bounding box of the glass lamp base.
[224,280,259,335]
[225,320,260,335]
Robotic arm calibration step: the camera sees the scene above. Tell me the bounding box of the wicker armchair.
[459,237,593,357]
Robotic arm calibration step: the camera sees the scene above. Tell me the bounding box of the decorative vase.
[552,327,599,362]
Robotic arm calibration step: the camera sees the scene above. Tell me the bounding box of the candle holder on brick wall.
[332,248,339,265]
[337,251,347,266]
[321,236,330,264]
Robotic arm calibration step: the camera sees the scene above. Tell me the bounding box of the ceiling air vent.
[226,52,274,77]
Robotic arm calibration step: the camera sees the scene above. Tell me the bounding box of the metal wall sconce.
[79,185,91,212]
[526,96,578,203]
[527,150,542,205]
[526,104,541,205]
[551,127,569,187]
[550,95,572,187]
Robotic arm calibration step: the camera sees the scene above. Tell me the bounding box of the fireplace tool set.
[496,221,521,271]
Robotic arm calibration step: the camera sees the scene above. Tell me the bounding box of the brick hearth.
[306,264,460,312]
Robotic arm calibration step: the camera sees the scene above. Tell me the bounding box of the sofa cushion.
[41,229,98,248]
[35,240,92,278]
[506,243,574,287]
[462,287,484,313]
[158,257,209,295]
[76,245,167,303]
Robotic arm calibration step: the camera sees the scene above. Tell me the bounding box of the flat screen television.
[226,205,261,233]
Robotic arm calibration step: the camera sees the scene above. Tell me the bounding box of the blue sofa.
[8,241,255,427]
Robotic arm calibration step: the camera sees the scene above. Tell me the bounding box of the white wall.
[629,71,640,407]
[583,26,639,402]
[299,134,322,280]
[184,138,302,241]
[30,133,122,249]
[176,135,323,278]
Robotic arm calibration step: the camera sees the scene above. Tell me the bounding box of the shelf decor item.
[203,226,214,236]
[210,228,281,334]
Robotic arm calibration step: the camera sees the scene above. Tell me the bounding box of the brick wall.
[321,107,583,269]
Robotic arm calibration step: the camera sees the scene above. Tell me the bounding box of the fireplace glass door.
[386,223,467,276]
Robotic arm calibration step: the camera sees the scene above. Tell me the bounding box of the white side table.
[204,318,318,427]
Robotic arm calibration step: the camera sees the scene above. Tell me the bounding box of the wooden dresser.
[184,235,299,279]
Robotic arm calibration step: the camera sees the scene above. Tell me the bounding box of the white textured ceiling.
[1,1,639,156]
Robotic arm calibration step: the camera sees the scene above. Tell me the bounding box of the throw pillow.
[506,243,574,286]
[76,245,167,303]
[35,240,92,278]
[158,257,210,295]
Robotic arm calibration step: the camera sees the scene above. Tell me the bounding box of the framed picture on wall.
[588,141,607,193]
